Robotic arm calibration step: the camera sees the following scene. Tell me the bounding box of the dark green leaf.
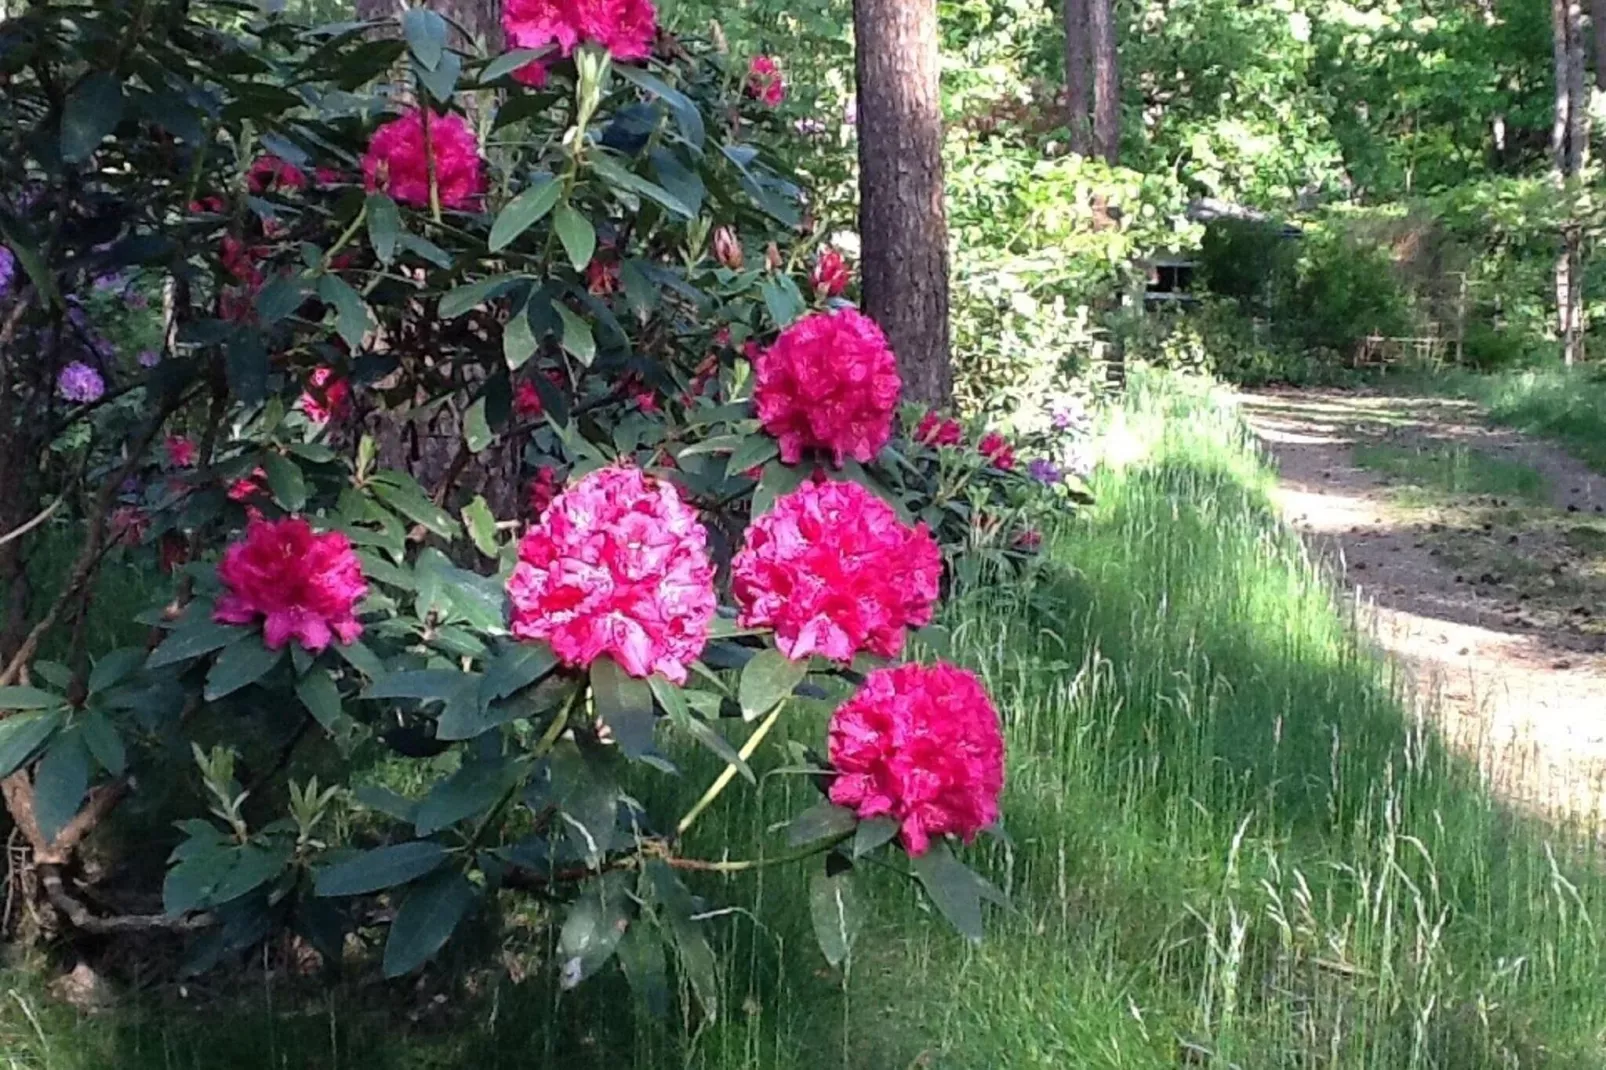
[727,434,780,476]
[552,204,596,270]
[910,841,1001,943]
[335,639,386,679]
[752,460,808,517]
[479,48,546,85]
[318,273,371,351]
[488,175,560,252]
[204,639,285,702]
[786,800,856,848]
[400,233,453,268]
[463,397,493,453]
[382,869,476,977]
[226,334,269,403]
[88,648,144,694]
[416,49,461,103]
[616,920,670,1017]
[479,642,558,707]
[808,870,861,967]
[256,275,309,325]
[613,66,704,151]
[851,816,900,858]
[0,710,62,779]
[148,620,247,669]
[296,667,355,738]
[34,731,91,842]
[462,496,499,558]
[80,709,126,777]
[315,841,449,897]
[557,874,632,989]
[363,669,465,703]
[369,472,460,538]
[401,8,448,70]
[61,72,124,162]
[553,302,596,365]
[260,453,306,512]
[367,193,402,264]
[589,152,694,218]
[590,657,656,761]
[503,293,539,369]
[761,275,807,330]
[414,758,521,835]
[438,273,525,319]
[0,686,64,711]
[738,649,806,721]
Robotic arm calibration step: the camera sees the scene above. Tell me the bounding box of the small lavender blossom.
[93,270,129,293]
[0,246,14,293]
[1027,458,1063,485]
[793,117,827,137]
[56,361,105,403]
[137,348,161,368]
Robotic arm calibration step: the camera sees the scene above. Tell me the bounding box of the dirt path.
[1240,388,1606,821]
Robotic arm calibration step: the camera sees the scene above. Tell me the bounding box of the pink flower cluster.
[753,309,901,466]
[810,247,850,298]
[247,155,308,194]
[915,411,962,448]
[362,108,485,211]
[527,465,562,517]
[979,431,1015,471]
[500,0,657,86]
[214,516,367,652]
[506,466,714,683]
[298,367,351,423]
[733,481,939,663]
[165,436,197,468]
[828,662,1004,857]
[746,55,785,107]
[515,378,545,419]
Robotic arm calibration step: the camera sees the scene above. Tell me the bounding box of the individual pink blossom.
[362,108,485,211]
[227,467,268,503]
[527,465,561,516]
[753,309,901,466]
[189,196,226,215]
[506,466,715,683]
[246,156,308,194]
[499,0,657,63]
[979,431,1015,471]
[214,516,367,652]
[314,167,345,186]
[809,247,849,298]
[512,58,549,87]
[298,367,351,423]
[165,436,197,468]
[110,506,149,548]
[587,259,620,295]
[915,411,963,448]
[1014,529,1042,552]
[733,480,939,663]
[515,378,545,419]
[220,235,268,287]
[712,225,743,270]
[746,55,785,107]
[827,662,1005,857]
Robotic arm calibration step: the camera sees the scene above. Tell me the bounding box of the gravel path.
[1241,387,1606,822]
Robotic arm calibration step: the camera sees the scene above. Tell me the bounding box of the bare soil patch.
[1240,387,1606,820]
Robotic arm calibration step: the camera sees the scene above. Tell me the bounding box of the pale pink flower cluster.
[506,466,714,683]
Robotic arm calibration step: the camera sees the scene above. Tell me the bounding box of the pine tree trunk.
[356,0,501,52]
[853,0,953,406]
[1063,0,1092,156]
[1090,0,1119,165]
[1552,0,1589,365]
[1594,0,1606,89]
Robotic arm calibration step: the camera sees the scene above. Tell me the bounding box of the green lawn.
[5,370,1604,1069]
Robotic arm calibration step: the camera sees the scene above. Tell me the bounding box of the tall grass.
[4,370,1604,1069]
[1419,365,1606,473]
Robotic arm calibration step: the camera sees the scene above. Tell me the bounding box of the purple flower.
[793,117,827,137]
[1027,458,1063,485]
[57,361,105,403]
[0,246,14,293]
[93,270,129,293]
[137,348,161,368]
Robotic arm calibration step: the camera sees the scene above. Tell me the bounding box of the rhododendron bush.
[0,0,1053,1009]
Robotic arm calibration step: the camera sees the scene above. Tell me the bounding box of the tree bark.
[1063,0,1092,156]
[1089,0,1119,165]
[1594,0,1606,89]
[1551,0,1589,365]
[853,0,953,406]
[355,0,501,53]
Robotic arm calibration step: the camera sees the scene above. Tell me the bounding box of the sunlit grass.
[1352,440,1549,502]
[4,370,1605,1069]
[1402,366,1606,474]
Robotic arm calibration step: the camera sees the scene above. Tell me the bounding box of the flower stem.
[675,702,784,838]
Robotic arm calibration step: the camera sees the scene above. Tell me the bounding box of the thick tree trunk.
[1594,0,1606,89]
[1063,0,1092,156]
[853,0,952,406]
[1089,0,1119,165]
[356,0,501,53]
